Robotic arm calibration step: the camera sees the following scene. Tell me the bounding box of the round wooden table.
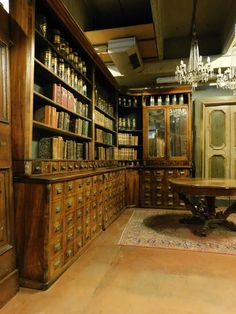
[169,177,236,236]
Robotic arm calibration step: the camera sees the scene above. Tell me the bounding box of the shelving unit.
[141,87,192,208]
[118,93,143,162]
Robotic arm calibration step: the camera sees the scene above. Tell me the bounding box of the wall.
[192,86,235,177]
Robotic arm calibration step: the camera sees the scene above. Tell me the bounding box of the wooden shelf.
[34,58,92,103]
[35,29,92,85]
[34,91,92,122]
[118,129,142,133]
[95,123,116,134]
[95,105,115,121]
[95,141,115,147]
[118,144,142,148]
[33,120,92,141]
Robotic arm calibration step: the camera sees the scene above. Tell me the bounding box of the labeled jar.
[51,29,61,49]
[41,47,51,68]
[51,52,58,74]
[39,15,47,37]
[58,58,65,79]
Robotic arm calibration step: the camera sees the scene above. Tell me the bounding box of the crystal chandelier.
[175,26,214,90]
[216,24,236,91]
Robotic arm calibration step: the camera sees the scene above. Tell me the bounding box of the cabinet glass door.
[148,109,165,158]
[169,108,188,157]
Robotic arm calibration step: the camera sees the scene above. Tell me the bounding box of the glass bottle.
[58,58,65,80]
[165,95,170,105]
[179,94,184,104]
[51,52,58,74]
[157,96,162,105]
[51,29,61,49]
[172,95,177,105]
[150,96,155,106]
[41,47,51,68]
[39,15,47,37]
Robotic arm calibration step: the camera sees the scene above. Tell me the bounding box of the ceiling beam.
[150,0,164,60]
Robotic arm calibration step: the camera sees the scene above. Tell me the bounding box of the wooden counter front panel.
[140,168,190,209]
[14,169,126,289]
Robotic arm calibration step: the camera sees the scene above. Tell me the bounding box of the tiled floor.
[1,208,236,314]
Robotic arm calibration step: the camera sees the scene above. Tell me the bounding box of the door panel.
[204,104,236,179]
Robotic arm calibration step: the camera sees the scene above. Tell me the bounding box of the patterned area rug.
[118,209,236,255]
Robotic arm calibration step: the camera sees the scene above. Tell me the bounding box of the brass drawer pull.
[68,184,73,191]
[77,211,82,218]
[61,166,66,170]
[34,166,41,171]
[67,202,72,208]
[53,259,61,269]
[86,208,90,214]
[77,226,82,234]
[67,216,73,224]
[56,188,63,194]
[54,242,62,252]
[66,249,73,257]
[55,206,61,213]
[77,242,82,248]
[67,233,74,241]
[68,165,73,169]
[54,223,62,232]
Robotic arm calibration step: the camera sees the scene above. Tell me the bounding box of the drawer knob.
[77,226,82,234]
[56,188,63,194]
[55,206,61,213]
[55,223,62,232]
[66,249,73,257]
[61,166,66,170]
[67,233,74,241]
[53,259,61,269]
[67,202,72,208]
[54,242,62,252]
[68,165,73,169]
[68,184,73,191]
[67,216,73,224]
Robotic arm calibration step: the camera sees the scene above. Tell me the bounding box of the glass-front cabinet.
[143,88,192,163]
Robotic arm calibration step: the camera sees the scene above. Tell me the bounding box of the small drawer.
[51,200,63,216]
[52,162,59,173]
[65,212,75,228]
[59,161,67,171]
[52,183,64,199]
[64,245,74,263]
[64,227,75,244]
[64,196,76,212]
[77,194,84,207]
[67,162,74,171]
[65,180,75,194]
[84,190,91,203]
[84,177,92,189]
[49,255,63,277]
[76,178,84,190]
[75,236,83,252]
[50,235,63,257]
[51,219,63,236]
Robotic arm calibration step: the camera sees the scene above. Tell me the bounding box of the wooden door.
[0,5,18,308]
[204,104,236,179]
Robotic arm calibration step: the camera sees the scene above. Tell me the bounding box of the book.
[34,105,51,125]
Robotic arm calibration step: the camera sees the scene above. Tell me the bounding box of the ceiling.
[66,0,236,89]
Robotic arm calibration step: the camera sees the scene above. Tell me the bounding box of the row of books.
[96,129,113,145]
[34,105,90,137]
[95,147,115,160]
[44,83,89,117]
[118,133,138,145]
[94,110,114,130]
[118,148,138,160]
[38,136,90,160]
